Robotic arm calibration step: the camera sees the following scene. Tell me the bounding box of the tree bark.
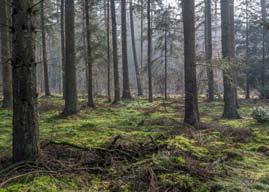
[110,0,120,103]
[204,0,214,102]
[121,0,132,99]
[147,0,153,102]
[82,0,88,94]
[41,1,51,97]
[182,0,200,127]
[0,0,12,108]
[12,0,40,162]
[164,29,168,101]
[63,0,78,115]
[130,0,143,96]
[61,0,66,99]
[221,0,240,119]
[140,0,144,76]
[85,0,94,108]
[106,0,111,102]
[261,0,269,99]
[245,0,250,99]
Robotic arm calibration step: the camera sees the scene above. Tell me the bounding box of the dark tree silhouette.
[85,0,95,108]
[0,0,12,108]
[61,0,66,99]
[204,0,214,102]
[147,0,153,102]
[106,0,111,102]
[110,0,120,103]
[41,1,51,97]
[221,0,240,119]
[63,0,78,115]
[182,0,200,127]
[121,0,132,99]
[12,0,40,162]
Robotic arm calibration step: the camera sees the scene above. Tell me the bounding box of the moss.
[258,174,269,185]
[257,145,269,156]
[167,136,208,158]
[151,153,175,169]
[223,149,244,161]
[176,155,186,165]
[159,173,194,191]
[198,185,210,192]
[251,182,269,191]
[2,97,269,191]
[219,119,253,129]
[0,176,79,192]
[88,176,110,192]
[209,183,225,192]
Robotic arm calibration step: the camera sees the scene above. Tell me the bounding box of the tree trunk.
[164,29,168,101]
[57,46,62,94]
[182,0,200,127]
[261,0,268,99]
[41,1,51,97]
[61,0,66,99]
[147,0,153,102]
[63,0,78,115]
[246,75,250,99]
[82,0,88,94]
[140,0,144,77]
[85,0,94,108]
[12,0,40,162]
[221,0,240,119]
[245,0,250,100]
[110,0,120,103]
[121,0,132,99]
[262,32,266,99]
[130,0,143,96]
[0,0,12,108]
[204,0,214,102]
[106,0,111,102]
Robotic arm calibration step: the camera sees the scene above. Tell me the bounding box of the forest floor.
[0,96,269,191]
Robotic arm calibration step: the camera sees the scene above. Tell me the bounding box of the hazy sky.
[165,0,177,6]
[165,0,241,7]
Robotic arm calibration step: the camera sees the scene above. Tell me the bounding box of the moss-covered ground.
[0,96,269,191]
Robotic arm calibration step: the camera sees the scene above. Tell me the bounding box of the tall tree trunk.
[182,0,200,127]
[41,1,51,97]
[121,0,132,99]
[221,0,240,119]
[164,29,168,101]
[245,0,250,99]
[12,0,40,162]
[63,0,78,115]
[204,0,214,102]
[106,0,111,102]
[57,46,62,94]
[147,0,153,102]
[130,0,143,96]
[261,0,268,99]
[140,0,144,76]
[82,0,88,94]
[246,74,250,99]
[61,0,66,99]
[262,31,266,98]
[56,3,62,94]
[0,0,12,108]
[85,0,94,108]
[110,0,120,103]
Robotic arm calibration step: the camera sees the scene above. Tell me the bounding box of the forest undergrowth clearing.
[0,96,269,191]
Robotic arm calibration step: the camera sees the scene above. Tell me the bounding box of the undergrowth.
[0,97,269,191]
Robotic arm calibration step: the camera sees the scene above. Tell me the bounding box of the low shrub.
[251,107,269,123]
